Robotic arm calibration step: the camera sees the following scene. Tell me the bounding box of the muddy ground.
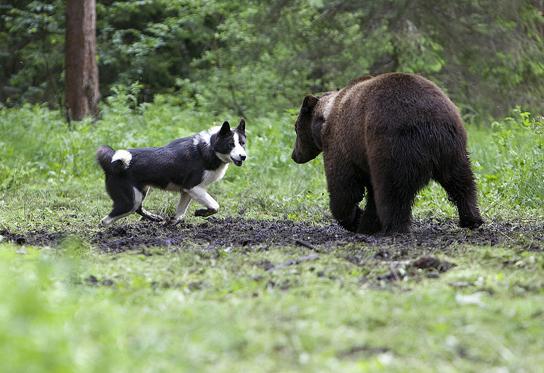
[1,217,542,255]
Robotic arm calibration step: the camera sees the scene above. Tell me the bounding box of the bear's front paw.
[195,208,218,217]
[459,217,484,229]
[357,217,382,235]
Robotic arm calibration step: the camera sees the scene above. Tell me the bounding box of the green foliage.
[483,109,544,210]
[96,0,224,96]
[1,1,543,117]
[0,0,65,105]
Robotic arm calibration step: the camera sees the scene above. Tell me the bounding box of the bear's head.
[292,95,322,163]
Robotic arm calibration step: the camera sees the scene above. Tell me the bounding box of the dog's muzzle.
[232,155,246,166]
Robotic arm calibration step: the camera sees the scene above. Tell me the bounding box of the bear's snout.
[291,150,303,164]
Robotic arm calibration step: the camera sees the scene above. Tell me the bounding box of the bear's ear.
[302,95,318,110]
[236,118,245,135]
[219,121,231,137]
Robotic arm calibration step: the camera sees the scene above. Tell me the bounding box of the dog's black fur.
[97,119,246,225]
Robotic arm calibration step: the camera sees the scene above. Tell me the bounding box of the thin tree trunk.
[65,0,99,121]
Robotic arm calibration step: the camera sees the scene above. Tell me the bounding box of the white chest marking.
[200,163,229,187]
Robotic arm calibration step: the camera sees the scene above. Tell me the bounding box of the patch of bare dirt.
[0,230,65,247]
[1,217,542,254]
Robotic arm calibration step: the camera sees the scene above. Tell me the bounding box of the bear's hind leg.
[357,184,382,234]
[373,189,414,234]
[370,164,428,234]
[435,156,483,229]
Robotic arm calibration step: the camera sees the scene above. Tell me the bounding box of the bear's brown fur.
[292,73,483,234]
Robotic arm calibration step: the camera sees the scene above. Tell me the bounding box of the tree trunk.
[65,0,99,121]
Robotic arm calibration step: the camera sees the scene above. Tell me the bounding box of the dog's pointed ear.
[236,118,245,135]
[219,121,231,136]
[302,95,318,112]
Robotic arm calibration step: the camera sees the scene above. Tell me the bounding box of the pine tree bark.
[65,0,99,121]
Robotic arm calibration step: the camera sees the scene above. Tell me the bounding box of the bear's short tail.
[96,145,131,175]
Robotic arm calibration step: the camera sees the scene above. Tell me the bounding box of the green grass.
[0,98,543,372]
[0,241,542,372]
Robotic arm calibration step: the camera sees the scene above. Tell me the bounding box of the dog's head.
[213,119,247,166]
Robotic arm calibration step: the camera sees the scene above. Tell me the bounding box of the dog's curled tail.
[96,145,131,175]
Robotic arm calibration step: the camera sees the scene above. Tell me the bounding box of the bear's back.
[367,73,458,119]
[326,73,463,138]
[321,72,467,173]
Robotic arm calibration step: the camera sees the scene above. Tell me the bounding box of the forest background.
[2,0,544,120]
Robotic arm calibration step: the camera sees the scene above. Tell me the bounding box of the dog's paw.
[140,215,164,223]
[194,208,218,217]
[162,217,186,226]
[101,216,114,226]
[161,218,176,226]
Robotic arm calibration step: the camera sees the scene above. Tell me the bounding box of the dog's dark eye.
[240,141,245,146]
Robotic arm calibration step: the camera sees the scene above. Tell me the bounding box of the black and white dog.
[96,119,246,226]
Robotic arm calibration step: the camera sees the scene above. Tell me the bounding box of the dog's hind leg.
[187,186,219,217]
[101,211,132,226]
[101,186,142,226]
[135,187,163,222]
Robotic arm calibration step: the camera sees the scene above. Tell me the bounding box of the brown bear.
[291,73,483,234]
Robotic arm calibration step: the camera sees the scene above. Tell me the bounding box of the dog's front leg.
[168,192,192,225]
[187,186,219,217]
